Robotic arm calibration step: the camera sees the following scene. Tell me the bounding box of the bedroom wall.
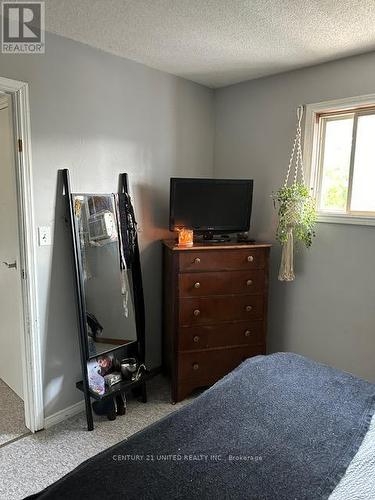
[0,32,214,417]
[214,51,375,383]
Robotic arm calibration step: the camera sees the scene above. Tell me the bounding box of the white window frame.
[304,94,375,226]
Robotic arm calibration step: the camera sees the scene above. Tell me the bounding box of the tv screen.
[169,178,253,233]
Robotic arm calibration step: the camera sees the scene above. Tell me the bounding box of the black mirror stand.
[62,169,158,431]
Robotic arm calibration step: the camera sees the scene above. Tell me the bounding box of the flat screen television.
[169,178,253,239]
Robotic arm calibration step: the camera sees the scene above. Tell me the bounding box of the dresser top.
[162,239,272,251]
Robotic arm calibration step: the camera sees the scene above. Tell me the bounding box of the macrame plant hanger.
[278,105,305,282]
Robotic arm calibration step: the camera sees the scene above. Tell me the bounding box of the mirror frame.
[70,192,138,359]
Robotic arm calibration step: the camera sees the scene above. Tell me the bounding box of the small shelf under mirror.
[76,367,160,401]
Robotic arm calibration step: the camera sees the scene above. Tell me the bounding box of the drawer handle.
[247,255,254,262]
[192,363,199,371]
[193,309,201,317]
[245,305,253,312]
[246,279,253,286]
[244,330,251,337]
[193,335,200,343]
[194,257,201,264]
[194,282,201,289]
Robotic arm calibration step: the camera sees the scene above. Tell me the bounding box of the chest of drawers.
[162,240,271,402]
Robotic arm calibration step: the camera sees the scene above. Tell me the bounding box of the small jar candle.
[178,228,194,247]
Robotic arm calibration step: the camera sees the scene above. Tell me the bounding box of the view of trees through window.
[316,109,375,215]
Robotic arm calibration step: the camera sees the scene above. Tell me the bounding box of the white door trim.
[0,76,43,432]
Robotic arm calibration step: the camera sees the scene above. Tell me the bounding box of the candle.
[178,228,194,247]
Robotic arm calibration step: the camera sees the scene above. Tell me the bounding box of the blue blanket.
[30,353,375,499]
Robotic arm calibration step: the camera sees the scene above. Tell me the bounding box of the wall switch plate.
[38,226,51,246]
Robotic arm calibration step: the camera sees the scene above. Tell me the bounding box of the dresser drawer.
[179,269,265,297]
[179,248,265,272]
[178,345,265,383]
[178,320,264,351]
[179,294,264,326]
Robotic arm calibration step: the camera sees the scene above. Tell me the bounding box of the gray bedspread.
[30,353,375,500]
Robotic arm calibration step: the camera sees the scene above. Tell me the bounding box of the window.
[305,95,375,225]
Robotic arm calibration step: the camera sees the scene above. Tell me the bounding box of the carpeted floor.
[0,378,29,447]
[0,375,193,500]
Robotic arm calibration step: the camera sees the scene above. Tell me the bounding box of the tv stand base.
[195,232,230,243]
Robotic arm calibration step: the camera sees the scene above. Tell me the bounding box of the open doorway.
[0,77,43,438]
[0,93,29,444]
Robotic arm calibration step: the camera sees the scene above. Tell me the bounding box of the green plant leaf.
[272,183,317,247]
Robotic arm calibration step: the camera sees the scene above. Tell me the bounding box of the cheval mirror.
[62,169,154,431]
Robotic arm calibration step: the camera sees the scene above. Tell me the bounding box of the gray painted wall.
[0,32,214,417]
[214,52,375,382]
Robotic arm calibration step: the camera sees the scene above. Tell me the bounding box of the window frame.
[304,94,375,226]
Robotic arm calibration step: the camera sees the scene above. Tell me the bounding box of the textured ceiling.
[44,0,375,88]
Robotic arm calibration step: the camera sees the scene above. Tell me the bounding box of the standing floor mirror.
[62,169,155,430]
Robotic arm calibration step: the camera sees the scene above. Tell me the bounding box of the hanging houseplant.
[272,106,317,281]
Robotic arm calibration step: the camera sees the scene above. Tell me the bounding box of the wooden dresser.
[162,240,271,402]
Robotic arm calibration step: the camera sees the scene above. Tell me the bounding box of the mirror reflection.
[72,194,137,358]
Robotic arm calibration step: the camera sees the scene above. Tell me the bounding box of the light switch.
[38,226,51,246]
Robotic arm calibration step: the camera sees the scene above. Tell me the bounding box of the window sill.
[317,213,375,226]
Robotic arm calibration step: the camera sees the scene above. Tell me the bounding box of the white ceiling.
[45,0,375,88]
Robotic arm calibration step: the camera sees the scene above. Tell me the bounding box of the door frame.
[0,76,43,432]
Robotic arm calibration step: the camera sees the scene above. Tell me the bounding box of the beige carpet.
[0,375,194,500]
[0,378,29,447]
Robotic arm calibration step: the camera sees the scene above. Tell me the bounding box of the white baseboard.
[44,399,85,429]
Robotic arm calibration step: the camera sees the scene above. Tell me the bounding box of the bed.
[28,353,375,499]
